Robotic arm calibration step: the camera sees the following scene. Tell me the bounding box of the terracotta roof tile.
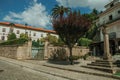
[0,22,56,34]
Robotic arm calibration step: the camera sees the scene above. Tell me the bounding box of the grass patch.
[114,72,120,76]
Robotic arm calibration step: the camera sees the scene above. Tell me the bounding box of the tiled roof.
[0,22,56,34]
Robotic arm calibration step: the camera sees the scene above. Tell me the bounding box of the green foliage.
[50,48,68,61]
[7,33,16,40]
[51,5,71,19]
[32,40,39,47]
[69,56,80,61]
[0,38,28,45]
[85,24,98,39]
[20,33,28,39]
[83,8,99,21]
[78,38,92,46]
[39,34,65,46]
[53,37,65,46]
[32,39,44,47]
[47,34,58,44]
[114,72,120,76]
[83,9,99,39]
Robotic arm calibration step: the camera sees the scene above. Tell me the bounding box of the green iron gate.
[31,42,44,60]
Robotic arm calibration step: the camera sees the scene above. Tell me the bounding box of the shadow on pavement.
[0,70,4,72]
[47,60,80,65]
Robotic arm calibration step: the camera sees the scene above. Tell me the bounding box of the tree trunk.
[69,47,73,65]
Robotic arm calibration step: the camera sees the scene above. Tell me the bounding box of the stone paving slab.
[24,59,120,79]
[0,60,68,80]
[0,56,119,80]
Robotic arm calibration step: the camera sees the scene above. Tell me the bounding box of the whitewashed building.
[91,0,120,56]
[0,22,57,41]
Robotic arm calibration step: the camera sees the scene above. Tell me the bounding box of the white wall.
[0,25,10,40]
[100,24,120,41]
[96,2,120,41]
[0,25,58,41]
[98,7,120,26]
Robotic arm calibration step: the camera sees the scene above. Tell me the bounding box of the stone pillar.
[44,40,49,60]
[102,27,110,60]
[27,41,32,59]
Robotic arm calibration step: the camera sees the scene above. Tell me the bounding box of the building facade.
[92,0,120,56]
[0,22,57,41]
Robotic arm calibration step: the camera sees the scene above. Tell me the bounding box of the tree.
[78,38,92,47]
[92,8,99,15]
[51,5,71,20]
[83,9,99,39]
[20,33,28,39]
[7,33,16,40]
[52,11,91,64]
[40,33,58,45]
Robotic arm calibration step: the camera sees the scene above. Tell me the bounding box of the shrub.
[50,48,68,61]
[20,33,28,39]
[7,33,16,40]
[0,38,28,45]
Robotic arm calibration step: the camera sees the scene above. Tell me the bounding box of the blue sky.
[0,0,111,30]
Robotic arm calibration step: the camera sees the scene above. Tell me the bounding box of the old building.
[91,0,120,56]
[0,22,57,41]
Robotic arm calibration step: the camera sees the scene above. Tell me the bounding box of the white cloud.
[3,0,50,29]
[56,0,112,11]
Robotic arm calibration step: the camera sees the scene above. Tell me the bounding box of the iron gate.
[31,46,44,60]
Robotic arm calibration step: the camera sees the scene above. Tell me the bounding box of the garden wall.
[45,45,90,59]
[0,41,32,60]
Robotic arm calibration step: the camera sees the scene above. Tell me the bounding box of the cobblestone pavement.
[0,60,68,80]
[0,57,119,80]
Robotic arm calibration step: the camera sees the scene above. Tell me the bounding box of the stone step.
[87,63,117,67]
[95,60,113,63]
[82,65,116,73]
[91,62,113,65]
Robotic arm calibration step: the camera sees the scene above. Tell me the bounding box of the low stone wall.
[46,45,90,59]
[0,41,32,60]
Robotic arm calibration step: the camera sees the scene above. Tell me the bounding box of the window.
[33,33,36,36]
[110,3,114,7]
[109,15,113,20]
[17,30,20,34]
[2,28,6,32]
[1,36,5,40]
[25,32,28,34]
[118,10,120,14]
[41,34,43,37]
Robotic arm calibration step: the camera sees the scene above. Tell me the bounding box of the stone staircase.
[82,60,117,73]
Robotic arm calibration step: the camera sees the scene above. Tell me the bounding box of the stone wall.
[45,45,90,59]
[0,41,32,60]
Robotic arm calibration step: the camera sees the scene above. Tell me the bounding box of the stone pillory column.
[102,27,110,59]
[102,25,116,74]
